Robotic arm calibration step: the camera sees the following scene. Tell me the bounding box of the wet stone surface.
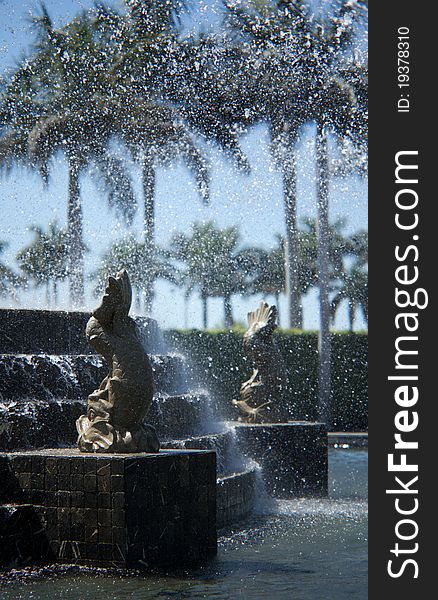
[0,309,160,355]
[233,422,328,498]
[0,393,211,452]
[217,468,257,529]
[0,354,187,403]
[0,449,217,569]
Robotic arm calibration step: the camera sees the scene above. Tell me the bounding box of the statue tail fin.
[247,302,278,330]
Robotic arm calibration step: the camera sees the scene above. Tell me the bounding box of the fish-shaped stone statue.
[76,269,159,453]
[232,302,289,423]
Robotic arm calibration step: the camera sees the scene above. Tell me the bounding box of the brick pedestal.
[0,448,217,568]
[233,421,328,498]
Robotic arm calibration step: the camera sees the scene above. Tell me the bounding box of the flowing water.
[0,448,367,599]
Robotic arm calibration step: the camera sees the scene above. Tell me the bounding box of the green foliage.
[91,235,178,313]
[15,222,69,306]
[16,222,69,285]
[165,329,368,431]
[0,241,24,300]
[171,221,244,299]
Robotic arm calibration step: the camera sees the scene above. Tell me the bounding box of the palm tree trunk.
[142,152,155,315]
[46,281,50,308]
[348,301,354,332]
[53,280,59,308]
[283,154,301,329]
[184,291,189,328]
[296,298,303,329]
[67,157,84,308]
[316,123,332,428]
[201,293,208,329]
[274,292,280,326]
[224,295,233,329]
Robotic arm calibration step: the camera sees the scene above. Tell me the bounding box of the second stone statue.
[76,269,159,453]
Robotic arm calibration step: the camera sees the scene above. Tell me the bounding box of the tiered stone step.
[0,309,260,540]
[0,392,214,451]
[162,431,258,526]
[0,351,208,451]
[161,431,240,476]
[0,309,161,355]
[0,353,188,401]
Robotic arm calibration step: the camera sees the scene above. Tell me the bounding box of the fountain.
[0,272,218,569]
[0,288,328,571]
[229,302,328,498]
[76,269,159,453]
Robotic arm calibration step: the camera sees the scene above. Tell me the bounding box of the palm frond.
[0,130,29,175]
[173,129,210,205]
[92,150,137,225]
[28,114,72,180]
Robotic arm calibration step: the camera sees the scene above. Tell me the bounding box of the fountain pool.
[0,448,367,599]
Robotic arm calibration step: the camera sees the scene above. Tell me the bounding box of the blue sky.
[0,0,368,330]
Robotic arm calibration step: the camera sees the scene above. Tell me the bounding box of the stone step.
[217,466,258,529]
[0,353,189,402]
[0,393,215,451]
[161,431,242,476]
[148,393,215,441]
[0,309,162,354]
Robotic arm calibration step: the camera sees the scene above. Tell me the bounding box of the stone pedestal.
[233,421,328,498]
[0,448,217,569]
[217,468,257,529]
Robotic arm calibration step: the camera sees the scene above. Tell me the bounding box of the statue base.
[231,421,328,498]
[0,448,217,569]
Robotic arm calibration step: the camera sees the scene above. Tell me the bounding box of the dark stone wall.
[0,505,53,566]
[0,448,217,569]
[217,469,257,529]
[0,310,91,355]
[0,354,187,403]
[0,393,211,452]
[0,309,159,354]
[234,422,328,498]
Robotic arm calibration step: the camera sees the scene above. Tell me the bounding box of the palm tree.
[1,3,207,311]
[307,5,367,427]
[1,6,138,307]
[298,217,356,281]
[16,222,69,307]
[104,98,210,269]
[243,221,354,329]
[237,241,286,322]
[218,0,368,423]
[92,235,178,314]
[171,221,249,329]
[176,1,363,333]
[220,1,309,328]
[331,266,368,331]
[0,242,24,302]
[103,1,210,311]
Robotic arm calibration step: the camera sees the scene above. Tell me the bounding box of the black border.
[369,2,435,594]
